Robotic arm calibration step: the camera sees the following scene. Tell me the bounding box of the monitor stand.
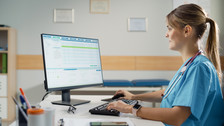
[51,89,90,106]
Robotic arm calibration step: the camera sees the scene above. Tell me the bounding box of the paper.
[90,0,110,14]
[0,74,7,96]
[0,98,8,119]
[128,18,147,32]
[62,118,135,126]
[54,9,74,23]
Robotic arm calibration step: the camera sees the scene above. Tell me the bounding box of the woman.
[107,4,224,126]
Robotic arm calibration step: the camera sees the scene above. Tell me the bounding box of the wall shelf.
[0,27,16,122]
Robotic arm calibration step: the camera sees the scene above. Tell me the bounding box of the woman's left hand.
[107,100,132,113]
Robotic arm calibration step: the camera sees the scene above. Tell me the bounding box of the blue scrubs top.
[160,55,224,126]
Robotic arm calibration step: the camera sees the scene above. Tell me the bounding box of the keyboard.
[89,99,138,116]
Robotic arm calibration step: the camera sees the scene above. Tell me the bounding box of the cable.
[41,91,52,101]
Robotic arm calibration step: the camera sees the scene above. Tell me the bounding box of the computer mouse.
[111,94,125,100]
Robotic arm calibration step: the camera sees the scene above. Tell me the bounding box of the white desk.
[65,86,163,95]
[40,95,164,126]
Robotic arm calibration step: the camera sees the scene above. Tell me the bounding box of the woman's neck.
[179,42,199,62]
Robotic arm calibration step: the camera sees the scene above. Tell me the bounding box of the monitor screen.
[41,34,103,106]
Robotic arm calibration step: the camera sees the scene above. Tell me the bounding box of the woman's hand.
[107,100,132,113]
[114,90,134,100]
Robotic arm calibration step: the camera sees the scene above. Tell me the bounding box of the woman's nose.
[165,33,169,38]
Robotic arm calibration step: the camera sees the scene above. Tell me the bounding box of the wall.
[210,0,224,56]
[0,0,223,104]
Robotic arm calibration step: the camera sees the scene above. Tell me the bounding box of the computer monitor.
[41,34,103,106]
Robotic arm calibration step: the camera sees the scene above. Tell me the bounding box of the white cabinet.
[0,98,8,119]
[0,75,7,96]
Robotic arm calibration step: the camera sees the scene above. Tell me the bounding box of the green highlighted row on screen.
[62,45,98,49]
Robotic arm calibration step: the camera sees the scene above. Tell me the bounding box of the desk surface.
[40,95,163,126]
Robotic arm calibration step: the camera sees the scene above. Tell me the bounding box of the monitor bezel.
[41,33,103,92]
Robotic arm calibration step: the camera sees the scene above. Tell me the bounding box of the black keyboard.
[89,99,138,116]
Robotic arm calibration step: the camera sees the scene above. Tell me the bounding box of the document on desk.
[61,118,135,126]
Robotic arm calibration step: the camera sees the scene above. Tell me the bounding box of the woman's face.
[165,24,186,51]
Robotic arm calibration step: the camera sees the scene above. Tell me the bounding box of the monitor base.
[52,99,90,106]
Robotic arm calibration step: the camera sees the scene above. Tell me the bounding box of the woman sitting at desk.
[107,4,224,126]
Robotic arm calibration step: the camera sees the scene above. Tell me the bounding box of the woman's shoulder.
[190,55,216,74]
[195,54,209,62]
[193,55,212,66]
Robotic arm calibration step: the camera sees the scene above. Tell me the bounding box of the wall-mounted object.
[54,9,74,23]
[90,0,110,14]
[128,17,148,32]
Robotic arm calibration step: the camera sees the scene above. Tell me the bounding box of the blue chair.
[131,79,169,87]
[103,80,134,87]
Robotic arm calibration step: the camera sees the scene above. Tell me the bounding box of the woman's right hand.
[114,90,134,100]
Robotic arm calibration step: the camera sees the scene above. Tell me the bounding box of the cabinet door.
[0,98,8,119]
[0,75,7,96]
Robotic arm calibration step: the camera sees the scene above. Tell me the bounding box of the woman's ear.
[184,25,192,37]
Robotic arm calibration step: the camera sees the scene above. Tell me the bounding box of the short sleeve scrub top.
[160,55,224,126]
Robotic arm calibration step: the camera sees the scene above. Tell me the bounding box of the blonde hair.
[167,4,222,82]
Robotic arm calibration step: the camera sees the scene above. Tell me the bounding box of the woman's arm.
[114,89,165,102]
[107,101,191,126]
[137,106,191,126]
[132,89,165,102]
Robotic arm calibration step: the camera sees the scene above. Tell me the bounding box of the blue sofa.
[103,79,169,87]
